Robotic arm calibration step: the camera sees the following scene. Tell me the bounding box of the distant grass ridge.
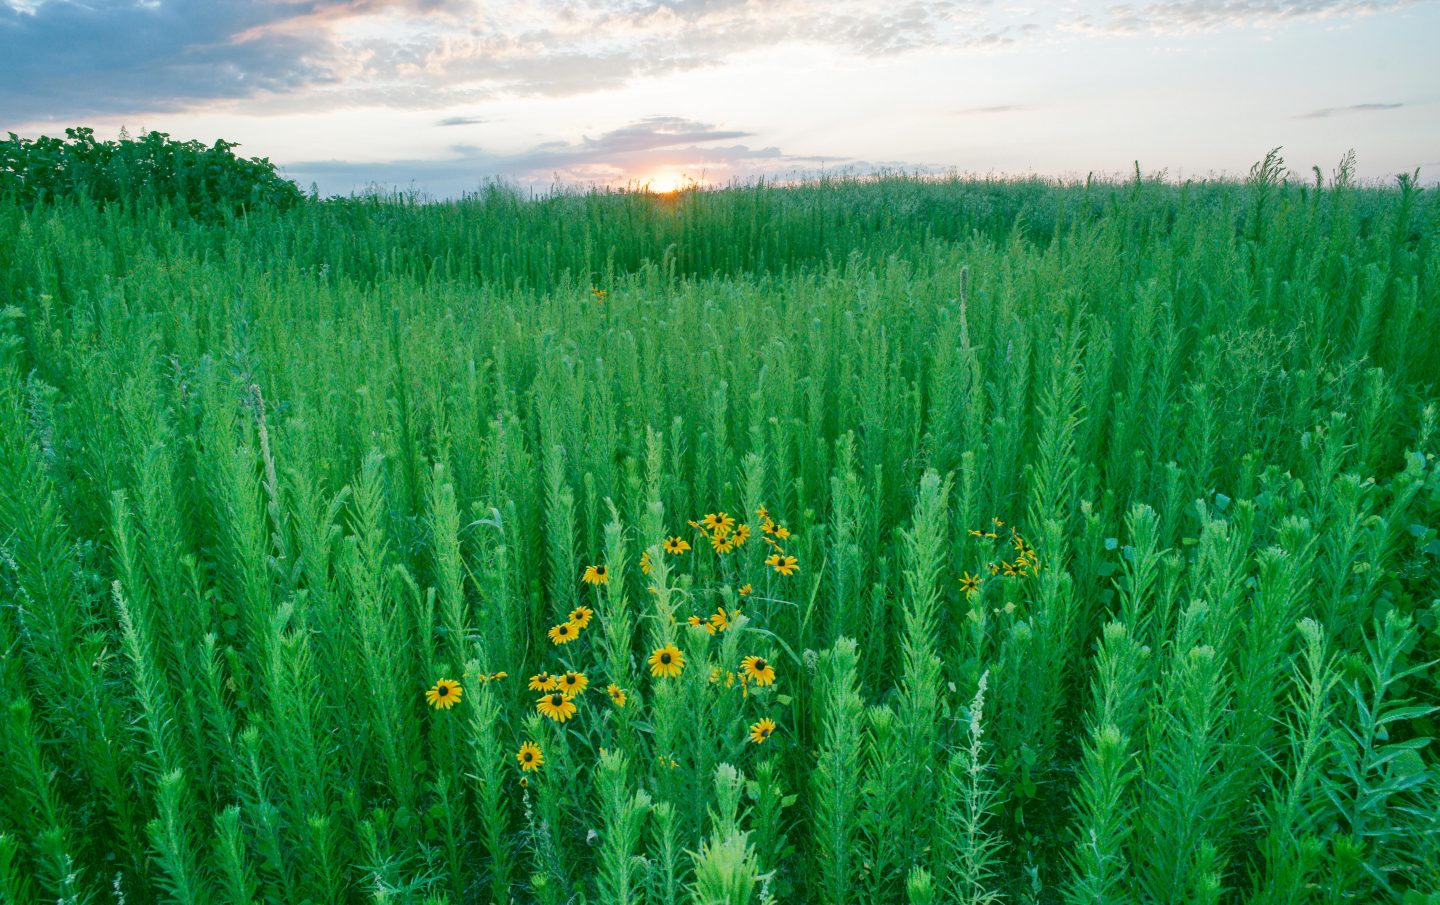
[0,151,1436,904]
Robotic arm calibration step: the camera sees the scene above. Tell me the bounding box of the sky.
[3,0,1438,196]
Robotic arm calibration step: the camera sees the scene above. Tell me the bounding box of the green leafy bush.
[0,126,302,218]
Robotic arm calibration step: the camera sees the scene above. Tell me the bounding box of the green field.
[1,149,1438,904]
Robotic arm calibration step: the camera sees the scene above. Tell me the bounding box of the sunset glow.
[642,171,689,194]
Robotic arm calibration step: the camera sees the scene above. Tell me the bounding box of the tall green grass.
[0,161,1437,904]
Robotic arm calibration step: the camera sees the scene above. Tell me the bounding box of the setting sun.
[643,171,687,194]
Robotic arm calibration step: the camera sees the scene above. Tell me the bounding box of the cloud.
[1,0,1420,126]
[1,0,1034,124]
[285,115,853,195]
[951,104,1038,115]
[0,1,326,123]
[0,0,471,123]
[1297,102,1403,118]
[436,115,487,126]
[1069,0,1418,35]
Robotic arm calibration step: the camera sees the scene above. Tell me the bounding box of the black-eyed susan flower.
[486,671,508,681]
[688,615,717,634]
[529,672,558,692]
[711,533,736,554]
[968,528,985,537]
[640,551,653,575]
[537,692,577,722]
[773,525,790,540]
[709,607,731,633]
[607,684,628,707]
[426,679,462,710]
[959,572,982,599]
[755,504,770,521]
[516,741,544,772]
[741,655,776,687]
[765,553,798,576]
[649,644,684,678]
[548,621,580,645]
[733,523,751,545]
[738,583,753,597]
[569,606,594,629]
[749,718,777,744]
[663,536,691,555]
[699,512,730,532]
[582,564,609,585]
[558,671,588,697]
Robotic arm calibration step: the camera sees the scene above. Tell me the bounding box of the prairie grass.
[0,161,1437,903]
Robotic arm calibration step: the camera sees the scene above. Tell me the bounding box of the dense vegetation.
[0,147,1437,904]
[0,127,303,219]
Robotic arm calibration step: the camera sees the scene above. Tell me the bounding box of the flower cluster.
[709,655,778,699]
[548,603,596,646]
[688,604,739,635]
[756,505,799,575]
[684,505,799,574]
[426,509,795,785]
[961,518,1040,599]
[690,511,751,555]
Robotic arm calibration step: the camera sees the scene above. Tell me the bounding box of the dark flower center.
[754,659,767,672]
[437,685,450,696]
[762,728,771,737]
[660,652,672,664]
[596,566,606,576]
[523,752,533,761]
[550,694,564,706]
